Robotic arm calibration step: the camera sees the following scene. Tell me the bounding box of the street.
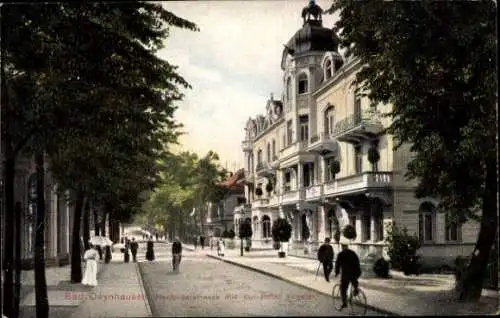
[138,243,384,317]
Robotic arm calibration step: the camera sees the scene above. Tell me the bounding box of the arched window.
[297,73,308,94]
[272,140,276,159]
[418,202,436,242]
[324,105,335,135]
[325,59,333,80]
[262,215,271,238]
[267,143,271,163]
[286,77,292,101]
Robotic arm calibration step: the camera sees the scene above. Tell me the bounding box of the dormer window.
[325,59,333,80]
[297,73,308,94]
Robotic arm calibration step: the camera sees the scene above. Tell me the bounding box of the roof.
[219,168,245,191]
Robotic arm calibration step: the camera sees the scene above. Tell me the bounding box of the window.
[326,209,336,239]
[267,143,271,163]
[325,59,333,80]
[287,120,293,145]
[253,216,259,239]
[354,94,362,123]
[445,212,461,242]
[262,215,271,238]
[286,77,292,101]
[257,149,263,165]
[373,200,384,241]
[299,115,309,142]
[284,172,291,192]
[354,145,362,174]
[325,157,336,182]
[418,202,436,242]
[282,135,286,150]
[324,106,335,135]
[298,73,308,94]
[272,140,276,159]
[349,215,356,228]
[303,163,310,187]
[362,205,371,242]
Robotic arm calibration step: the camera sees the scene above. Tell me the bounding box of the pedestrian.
[172,236,183,273]
[317,237,334,282]
[130,238,139,262]
[194,236,198,249]
[210,236,214,250]
[123,238,130,263]
[335,236,362,310]
[82,243,99,286]
[217,238,225,256]
[200,235,205,249]
[145,237,155,263]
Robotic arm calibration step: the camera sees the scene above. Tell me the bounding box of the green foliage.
[239,219,253,239]
[385,223,421,270]
[342,224,357,240]
[272,218,292,242]
[373,258,390,278]
[329,0,497,222]
[255,187,263,196]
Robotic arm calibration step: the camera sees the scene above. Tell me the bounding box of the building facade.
[240,7,479,268]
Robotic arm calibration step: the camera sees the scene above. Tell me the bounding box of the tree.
[238,218,253,256]
[328,0,497,301]
[271,218,292,256]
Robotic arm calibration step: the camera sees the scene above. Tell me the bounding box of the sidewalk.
[20,247,151,318]
[197,246,498,316]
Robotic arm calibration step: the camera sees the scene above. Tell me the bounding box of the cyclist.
[172,236,182,272]
[334,236,361,310]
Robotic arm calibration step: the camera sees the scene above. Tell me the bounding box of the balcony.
[332,109,384,144]
[240,171,254,185]
[256,161,276,178]
[280,141,308,160]
[268,194,280,207]
[280,188,305,205]
[242,140,253,152]
[323,171,393,196]
[305,184,324,201]
[308,132,339,156]
[252,198,269,209]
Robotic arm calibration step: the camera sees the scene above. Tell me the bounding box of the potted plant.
[271,218,292,258]
[265,182,273,194]
[255,187,263,197]
[368,146,380,171]
[239,219,253,256]
[343,224,357,241]
[330,160,341,179]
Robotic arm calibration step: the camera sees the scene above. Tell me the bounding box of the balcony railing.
[308,132,338,155]
[305,184,323,200]
[280,141,308,159]
[280,188,304,205]
[256,161,276,177]
[323,171,393,196]
[332,109,384,142]
[252,198,269,208]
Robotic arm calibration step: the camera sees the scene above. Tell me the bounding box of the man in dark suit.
[317,237,335,282]
[130,238,139,262]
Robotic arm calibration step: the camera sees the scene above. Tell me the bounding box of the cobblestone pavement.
[139,244,385,317]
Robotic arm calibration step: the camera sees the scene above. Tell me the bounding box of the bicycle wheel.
[331,284,344,311]
[349,287,367,316]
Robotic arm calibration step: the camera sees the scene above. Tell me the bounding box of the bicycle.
[332,282,367,315]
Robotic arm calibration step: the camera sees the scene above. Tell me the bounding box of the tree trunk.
[2,156,16,318]
[12,201,22,318]
[34,152,49,318]
[459,159,498,301]
[94,206,100,236]
[70,191,84,283]
[82,198,90,251]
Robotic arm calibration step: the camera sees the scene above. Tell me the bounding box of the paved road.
[138,244,384,317]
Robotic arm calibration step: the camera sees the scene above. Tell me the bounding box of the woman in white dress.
[82,244,99,286]
[217,238,225,257]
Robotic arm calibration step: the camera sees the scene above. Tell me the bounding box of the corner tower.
[281,0,341,144]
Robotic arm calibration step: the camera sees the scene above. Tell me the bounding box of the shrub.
[373,258,390,278]
[221,230,230,238]
[385,223,421,271]
[255,188,263,196]
[265,182,273,193]
[228,229,236,239]
[342,224,357,240]
[239,219,253,239]
[272,218,292,242]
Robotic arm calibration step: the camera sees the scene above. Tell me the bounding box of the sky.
[158,0,339,172]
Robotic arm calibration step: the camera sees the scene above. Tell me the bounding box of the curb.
[137,263,158,317]
[135,263,153,317]
[206,254,398,316]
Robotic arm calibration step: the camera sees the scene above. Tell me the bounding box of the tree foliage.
[328,0,497,301]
